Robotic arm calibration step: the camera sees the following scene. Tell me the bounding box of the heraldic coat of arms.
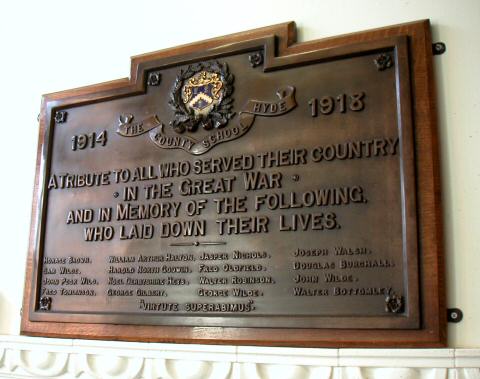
[115,58,296,155]
[169,61,235,133]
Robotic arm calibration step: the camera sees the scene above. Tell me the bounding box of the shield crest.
[169,61,234,133]
[182,71,224,116]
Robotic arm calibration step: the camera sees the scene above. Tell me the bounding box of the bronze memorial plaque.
[22,20,446,347]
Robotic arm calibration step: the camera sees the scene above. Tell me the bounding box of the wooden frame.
[21,20,445,347]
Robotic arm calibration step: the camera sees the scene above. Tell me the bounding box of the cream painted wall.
[0,0,478,348]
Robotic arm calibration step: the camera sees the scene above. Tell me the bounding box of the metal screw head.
[432,42,446,55]
[447,308,463,323]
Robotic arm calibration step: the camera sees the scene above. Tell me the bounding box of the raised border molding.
[0,336,478,378]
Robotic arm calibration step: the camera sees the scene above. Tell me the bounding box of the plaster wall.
[0,0,478,349]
